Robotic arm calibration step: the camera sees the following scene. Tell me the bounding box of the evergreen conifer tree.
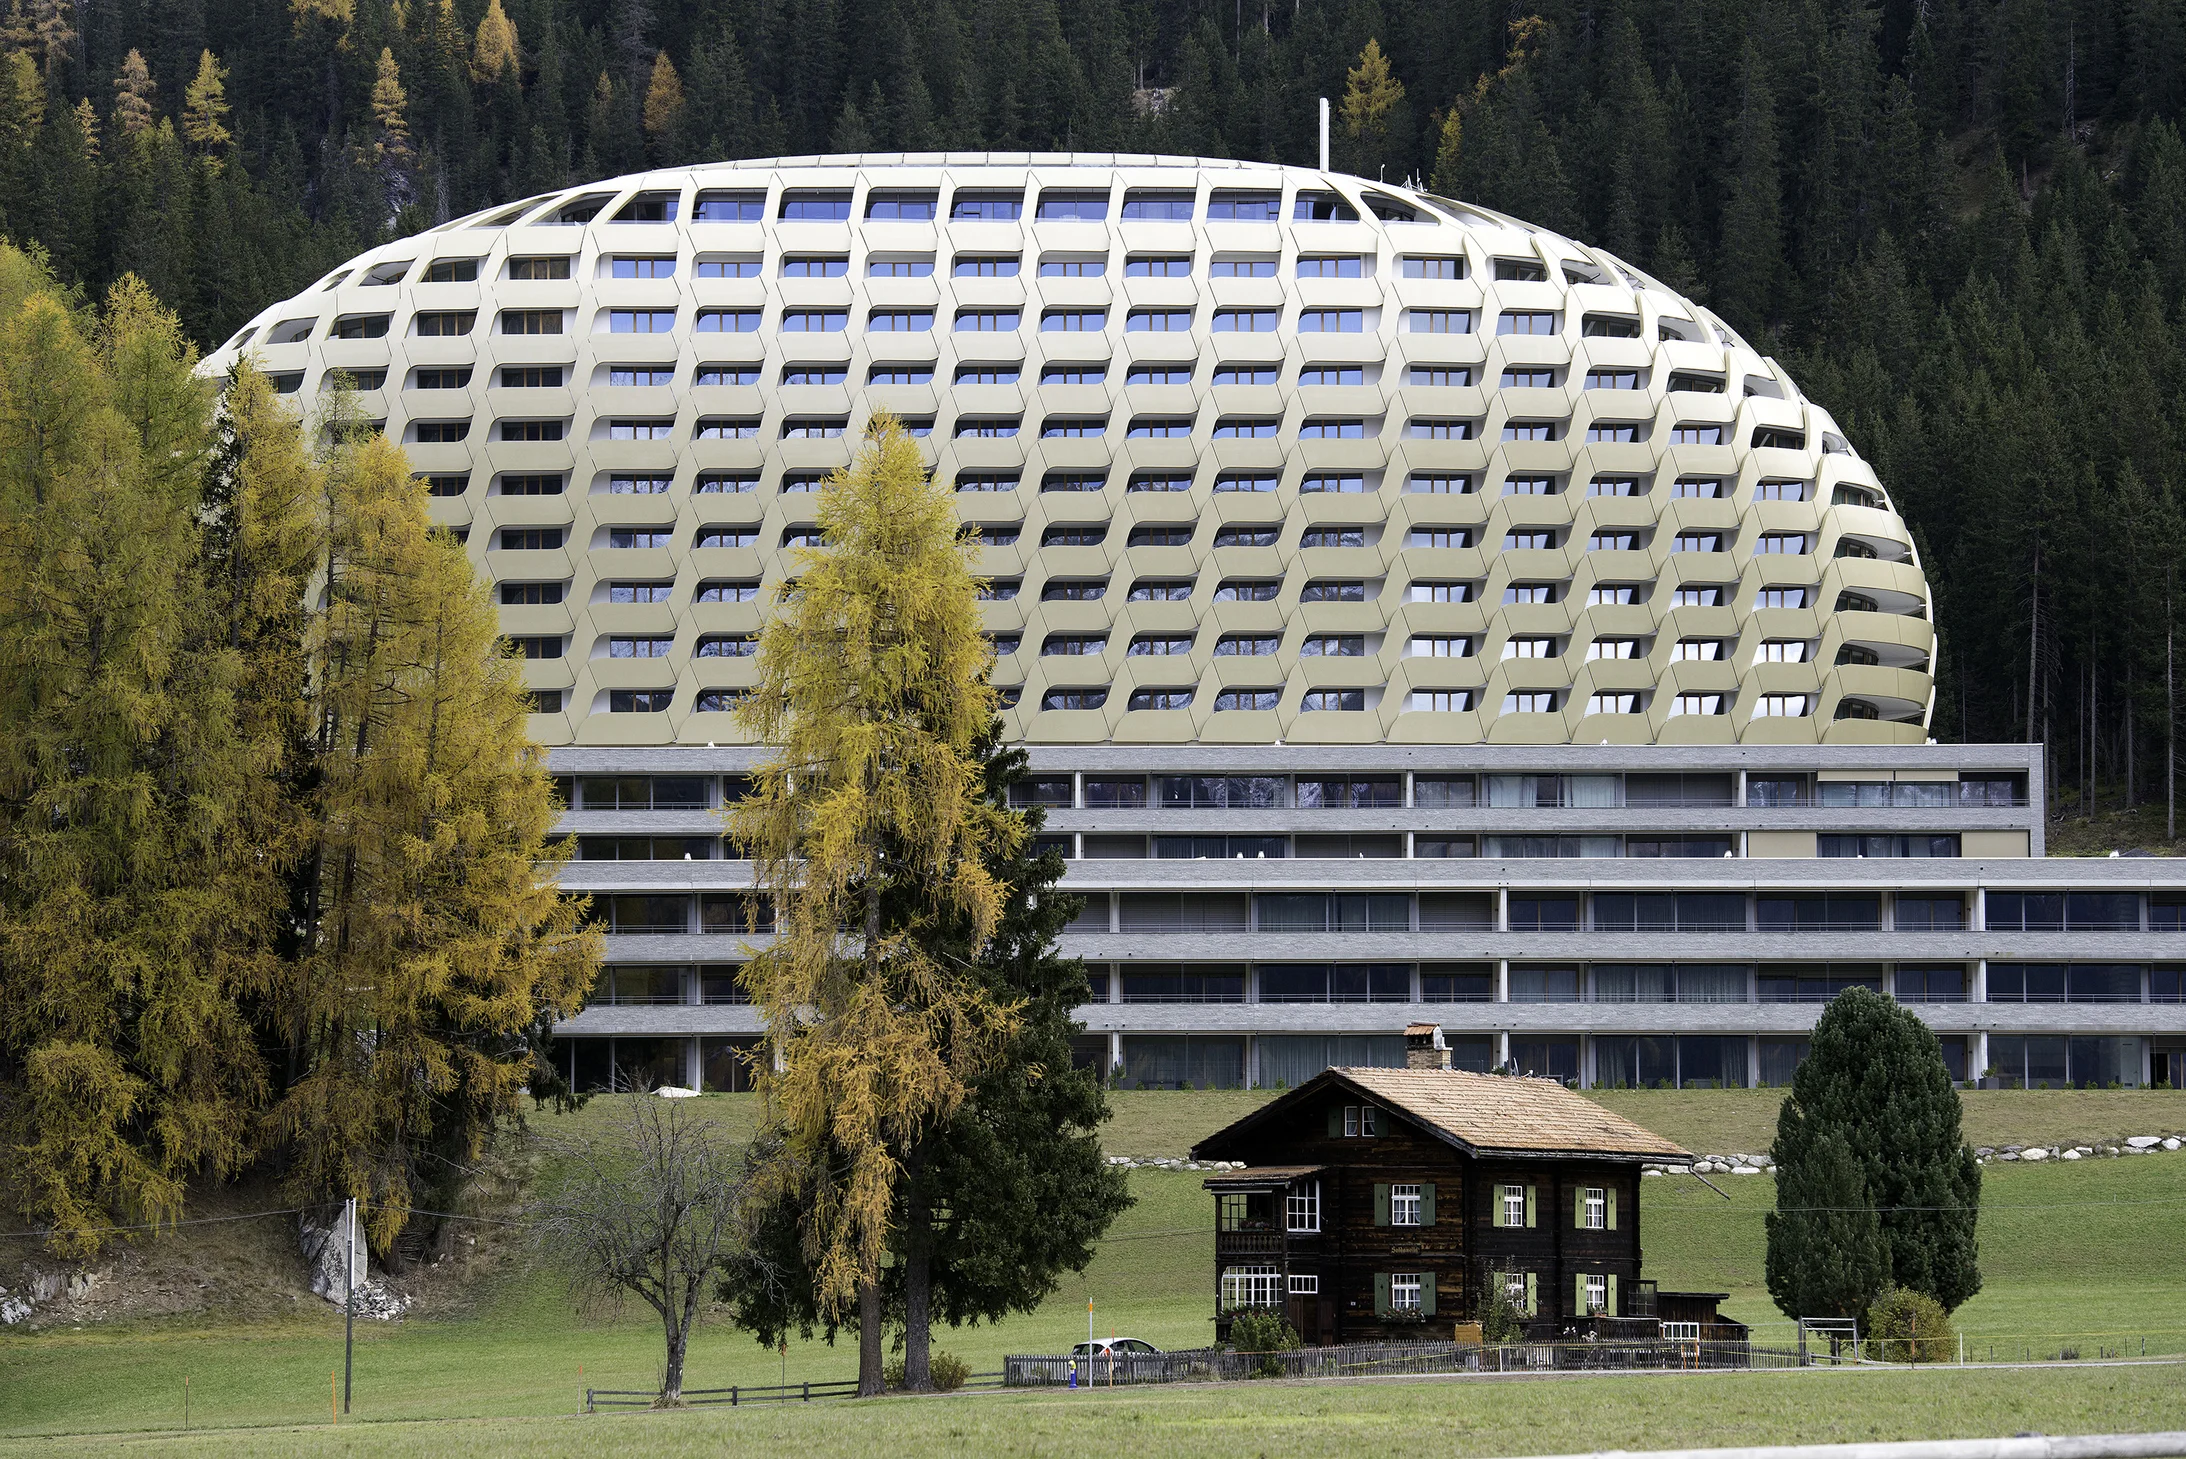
[1765,987,1982,1317]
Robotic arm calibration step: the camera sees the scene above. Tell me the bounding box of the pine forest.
[0,0,2180,811]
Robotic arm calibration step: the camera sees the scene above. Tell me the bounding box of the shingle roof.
[1332,1068,1691,1161]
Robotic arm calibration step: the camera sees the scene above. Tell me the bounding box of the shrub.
[1866,1286,1955,1363]
[1226,1308,1301,1378]
[929,1351,970,1391]
[882,1351,969,1390]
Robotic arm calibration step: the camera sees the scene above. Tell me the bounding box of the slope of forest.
[1,0,2178,812]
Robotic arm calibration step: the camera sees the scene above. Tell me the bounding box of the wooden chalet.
[1191,1025,1741,1345]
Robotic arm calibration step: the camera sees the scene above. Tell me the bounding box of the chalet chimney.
[1405,1022,1450,1071]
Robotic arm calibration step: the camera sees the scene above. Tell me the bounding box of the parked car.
[1070,1338,1162,1357]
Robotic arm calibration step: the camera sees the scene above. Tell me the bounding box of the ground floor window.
[1988,1035,2143,1088]
[1288,1273,1319,1294]
[1389,1273,1423,1311]
[1582,1273,1608,1313]
[1120,1035,1246,1089]
[1221,1264,1280,1309]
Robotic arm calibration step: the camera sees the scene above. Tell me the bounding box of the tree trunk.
[903,1148,933,1391]
[661,1312,687,1406]
[858,1275,885,1396]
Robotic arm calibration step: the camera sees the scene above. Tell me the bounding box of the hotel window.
[1299,365,1364,385]
[500,581,565,605]
[1411,581,1474,603]
[1127,688,1193,710]
[498,527,562,550]
[1040,688,1107,710]
[1409,364,1472,386]
[1208,190,1280,220]
[865,191,936,220]
[1673,477,1725,498]
[1215,364,1279,385]
[697,580,759,602]
[1127,363,1192,385]
[1300,527,1365,548]
[695,309,759,333]
[954,309,1021,333]
[1673,532,1724,553]
[1409,690,1474,712]
[1504,421,1557,441]
[1753,695,1812,718]
[779,255,845,277]
[1586,367,1641,389]
[1587,693,1641,714]
[1216,635,1280,656]
[1591,476,1645,497]
[778,190,851,219]
[1126,417,1193,438]
[1589,532,1640,550]
[1408,309,1473,333]
[1216,417,1281,438]
[866,309,931,331]
[1505,530,1556,549]
[1301,418,1366,439]
[1304,473,1369,493]
[1410,418,1474,440]
[1409,636,1472,657]
[1128,635,1193,656]
[1503,637,1556,659]
[1212,308,1277,332]
[952,254,1020,276]
[869,364,934,384]
[1670,423,1725,444]
[1215,688,1281,710]
[1504,692,1560,713]
[1211,524,1276,547]
[609,689,674,713]
[1301,689,1366,711]
[1131,579,1194,601]
[1756,587,1810,608]
[1757,533,1810,554]
[1589,584,1644,605]
[1128,471,1193,492]
[1043,417,1106,438]
[1121,255,1188,276]
[1298,308,1363,332]
[1499,310,1558,335]
[1669,694,1726,717]
[1408,473,1472,494]
[608,309,676,333]
[1588,422,1642,442]
[1403,255,1465,278]
[417,366,474,389]
[1670,639,1727,662]
[1503,367,1557,388]
[607,636,675,659]
[1300,580,1367,602]
[1407,528,1471,549]
[866,256,933,277]
[1042,309,1107,332]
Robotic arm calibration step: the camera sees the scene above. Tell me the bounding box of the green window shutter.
[1375,1272,1391,1318]
[1608,1274,1620,1315]
[1524,1184,1537,1228]
[1575,1272,1587,1314]
[1373,1183,1391,1227]
[1523,1271,1538,1316]
[1490,1185,1504,1228]
[1422,1272,1438,1317]
[1327,1104,1343,1138]
[1574,1190,1586,1230]
[1421,1182,1436,1226]
[1606,1186,1618,1231]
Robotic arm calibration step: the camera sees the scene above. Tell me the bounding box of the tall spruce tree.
[1765,987,1982,1316]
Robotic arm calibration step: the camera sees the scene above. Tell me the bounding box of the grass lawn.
[3,1091,2183,1443]
[2,1362,2181,1457]
[534,1087,2186,1165]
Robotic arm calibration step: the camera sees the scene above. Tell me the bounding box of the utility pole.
[343,1196,356,1414]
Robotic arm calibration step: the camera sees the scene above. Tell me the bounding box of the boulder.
[2020,1147,2049,1161]
[1732,1166,1761,1175]
[653,1086,700,1099]
[2060,1149,2082,1161]
[299,1208,410,1321]
[0,1289,28,1325]
[2166,1138,2182,1151]
[2126,1136,2160,1149]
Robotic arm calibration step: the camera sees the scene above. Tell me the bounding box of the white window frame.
[1502,1270,1527,1307]
[1288,1273,1320,1295]
[1584,1273,1608,1313]
[1221,1264,1281,1309]
[1389,1272,1424,1311]
[1501,1183,1526,1227]
[1344,1104,1377,1137]
[1390,1182,1422,1227]
[1287,1181,1321,1233]
[1583,1186,1606,1230]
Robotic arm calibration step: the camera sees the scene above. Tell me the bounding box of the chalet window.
[1389,1273,1423,1311]
[1390,1183,1421,1226]
[1580,1273,1609,1314]
[1341,1104,1378,1138]
[1501,1271,1530,1311]
[1220,1264,1280,1310]
[1581,1186,1608,1230]
[1496,1182,1536,1228]
[1286,1181,1321,1233]
[1287,1274,1319,1295]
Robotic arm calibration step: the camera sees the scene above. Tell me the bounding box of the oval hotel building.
[204,154,2186,1095]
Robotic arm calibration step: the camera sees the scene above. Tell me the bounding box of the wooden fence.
[1003,1337,1804,1387]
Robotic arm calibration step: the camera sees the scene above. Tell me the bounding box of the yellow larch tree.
[730,415,1022,1397]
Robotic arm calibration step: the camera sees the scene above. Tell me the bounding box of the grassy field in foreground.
[4,1150,2182,1440]
[4,1363,2182,1458]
